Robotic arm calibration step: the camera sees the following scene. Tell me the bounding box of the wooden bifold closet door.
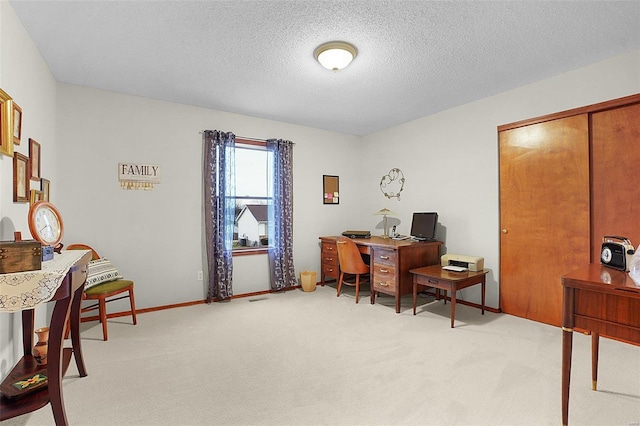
[499,115,591,326]
[590,102,640,259]
[499,94,640,327]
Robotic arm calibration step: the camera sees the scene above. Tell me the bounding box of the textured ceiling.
[9,0,640,136]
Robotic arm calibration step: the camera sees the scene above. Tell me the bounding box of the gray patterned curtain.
[203,130,235,302]
[267,139,296,290]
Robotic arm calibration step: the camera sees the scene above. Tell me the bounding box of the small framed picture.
[323,175,339,204]
[41,178,50,201]
[29,189,43,206]
[13,152,30,203]
[29,138,41,180]
[13,102,22,145]
[0,88,13,157]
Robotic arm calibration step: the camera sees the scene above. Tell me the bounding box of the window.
[203,130,295,298]
[233,139,273,253]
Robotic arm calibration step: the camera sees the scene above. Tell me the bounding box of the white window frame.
[232,139,273,256]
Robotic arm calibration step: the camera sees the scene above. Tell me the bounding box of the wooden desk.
[561,264,640,426]
[410,265,488,328]
[320,236,442,313]
[0,251,91,425]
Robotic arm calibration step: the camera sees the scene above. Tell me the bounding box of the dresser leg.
[591,333,599,391]
[561,285,575,426]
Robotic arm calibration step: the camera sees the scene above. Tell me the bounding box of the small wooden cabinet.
[319,236,442,313]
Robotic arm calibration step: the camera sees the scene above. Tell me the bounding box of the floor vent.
[248,297,269,302]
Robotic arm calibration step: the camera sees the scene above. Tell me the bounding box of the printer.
[441,254,484,272]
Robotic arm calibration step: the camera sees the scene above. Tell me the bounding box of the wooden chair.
[67,244,137,341]
[335,236,370,303]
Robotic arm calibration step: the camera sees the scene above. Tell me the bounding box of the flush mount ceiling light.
[314,41,357,71]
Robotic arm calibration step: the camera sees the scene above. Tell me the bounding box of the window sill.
[233,247,270,256]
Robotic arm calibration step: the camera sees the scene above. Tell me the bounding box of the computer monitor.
[410,212,438,241]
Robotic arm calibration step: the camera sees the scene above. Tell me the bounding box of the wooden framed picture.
[13,152,30,202]
[0,88,13,157]
[323,175,339,204]
[29,189,43,206]
[29,138,41,180]
[13,102,22,145]
[41,178,50,201]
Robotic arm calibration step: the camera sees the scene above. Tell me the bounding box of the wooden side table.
[0,251,91,425]
[410,265,488,328]
[561,264,640,426]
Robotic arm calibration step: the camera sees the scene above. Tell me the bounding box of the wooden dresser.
[320,236,442,312]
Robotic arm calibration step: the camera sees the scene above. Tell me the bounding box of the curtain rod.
[199,131,294,144]
[198,131,264,142]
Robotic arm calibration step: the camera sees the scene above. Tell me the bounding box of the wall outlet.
[197,271,203,281]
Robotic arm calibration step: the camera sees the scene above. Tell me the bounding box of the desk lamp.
[373,208,397,238]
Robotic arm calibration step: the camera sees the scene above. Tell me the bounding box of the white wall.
[55,84,363,305]
[0,1,59,380]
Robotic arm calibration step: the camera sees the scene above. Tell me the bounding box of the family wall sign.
[118,163,161,190]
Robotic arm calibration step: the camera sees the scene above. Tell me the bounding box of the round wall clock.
[28,200,64,249]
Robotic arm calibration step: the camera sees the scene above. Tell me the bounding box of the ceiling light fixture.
[314,41,357,71]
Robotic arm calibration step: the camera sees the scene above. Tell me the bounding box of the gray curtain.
[267,139,296,290]
[203,130,235,302]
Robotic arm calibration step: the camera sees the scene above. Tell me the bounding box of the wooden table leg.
[21,310,34,356]
[370,281,375,305]
[561,286,575,426]
[395,293,401,314]
[48,293,73,426]
[69,284,88,377]
[562,327,573,426]
[450,285,456,328]
[412,277,418,315]
[591,333,599,391]
[481,279,486,315]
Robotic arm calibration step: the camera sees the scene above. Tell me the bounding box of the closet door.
[591,102,640,258]
[499,114,590,326]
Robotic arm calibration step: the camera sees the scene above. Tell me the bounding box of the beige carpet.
[3,285,639,425]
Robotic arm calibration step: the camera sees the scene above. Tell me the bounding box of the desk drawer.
[372,264,396,292]
[575,289,640,329]
[414,275,447,288]
[322,242,337,255]
[322,252,339,268]
[372,248,396,266]
[322,263,339,279]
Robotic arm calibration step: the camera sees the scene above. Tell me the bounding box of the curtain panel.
[267,139,297,290]
[203,130,235,302]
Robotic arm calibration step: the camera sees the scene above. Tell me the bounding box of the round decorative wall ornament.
[380,168,405,200]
